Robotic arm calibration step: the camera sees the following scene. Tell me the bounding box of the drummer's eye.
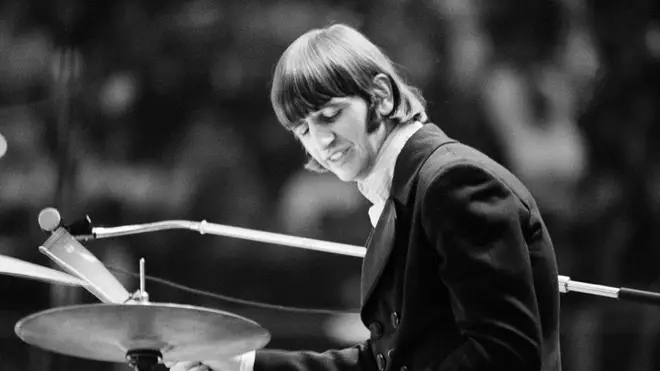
[319,108,341,123]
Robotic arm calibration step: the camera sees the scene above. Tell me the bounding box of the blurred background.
[1,0,659,370]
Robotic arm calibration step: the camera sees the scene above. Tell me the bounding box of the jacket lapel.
[359,124,456,307]
[360,198,397,306]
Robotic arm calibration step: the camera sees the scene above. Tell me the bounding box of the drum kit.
[5,207,660,370]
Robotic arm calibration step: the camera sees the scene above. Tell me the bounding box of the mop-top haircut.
[270,24,427,171]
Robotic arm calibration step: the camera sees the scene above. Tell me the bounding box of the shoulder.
[416,142,536,215]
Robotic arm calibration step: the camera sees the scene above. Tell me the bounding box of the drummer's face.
[292,97,388,182]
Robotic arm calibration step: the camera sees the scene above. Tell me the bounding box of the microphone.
[38,207,62,232]
[38,207,94,240]
[37,207,131,303]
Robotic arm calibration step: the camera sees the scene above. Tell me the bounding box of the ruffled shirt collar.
[357,121,424,227]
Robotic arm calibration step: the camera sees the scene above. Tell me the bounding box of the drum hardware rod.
[128,258,149,303]
[140,258,145,294]
[559,276,660,306]
[139,258,148,302]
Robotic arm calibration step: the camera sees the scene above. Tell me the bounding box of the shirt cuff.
[240,351,256,371]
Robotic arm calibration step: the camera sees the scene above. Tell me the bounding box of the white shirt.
[357,121,424,226]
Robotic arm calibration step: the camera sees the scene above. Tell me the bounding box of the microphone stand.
[56,211,660,308]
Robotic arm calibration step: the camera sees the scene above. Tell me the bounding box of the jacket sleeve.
[254,342,375,371]
[420,162,543,371]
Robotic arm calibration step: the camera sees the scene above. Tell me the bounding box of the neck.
[355,120,395,182]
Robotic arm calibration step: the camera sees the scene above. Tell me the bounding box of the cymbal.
[15,303,271,363]
[0,254,85,286]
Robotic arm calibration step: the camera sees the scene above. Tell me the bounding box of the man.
[171,23,561,371]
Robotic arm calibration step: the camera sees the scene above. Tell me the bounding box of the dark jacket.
[255,124,561,371]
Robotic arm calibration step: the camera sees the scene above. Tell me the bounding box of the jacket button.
[369,321,383,340]
[387,349,396,361]
[376,353,386,371]
[390,312,400,329]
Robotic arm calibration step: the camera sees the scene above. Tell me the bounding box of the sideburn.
[366,103,382,133]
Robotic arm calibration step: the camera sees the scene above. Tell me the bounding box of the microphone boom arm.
[89,220,366,258]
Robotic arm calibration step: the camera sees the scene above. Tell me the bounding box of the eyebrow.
[321,101,342,110]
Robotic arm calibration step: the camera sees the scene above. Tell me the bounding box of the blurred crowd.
[1,0,659,370]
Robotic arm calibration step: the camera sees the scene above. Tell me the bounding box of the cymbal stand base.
[126,349,162,371]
